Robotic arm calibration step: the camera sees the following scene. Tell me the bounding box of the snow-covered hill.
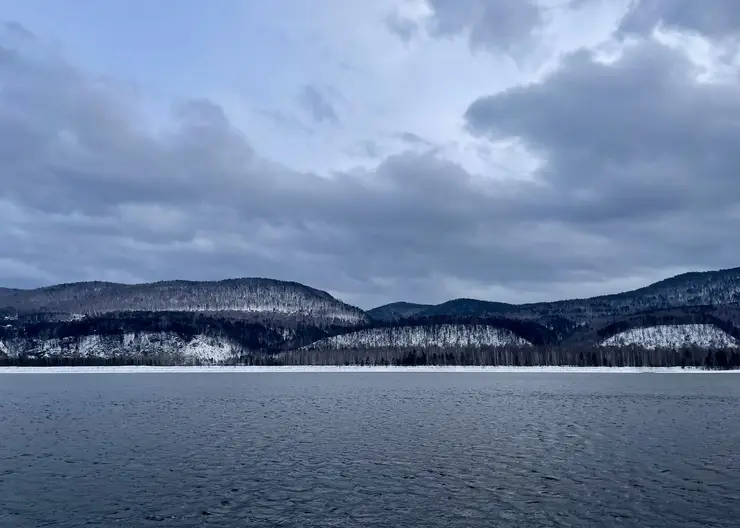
[1,332,240,364]
[305,324,532,350]
[0,279,367,325]
[600,324,738,350]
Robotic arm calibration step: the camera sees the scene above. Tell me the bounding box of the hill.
[2,267,740,367]
[0,278,367,325]
[366,302,431,321]
[369,267,740,322]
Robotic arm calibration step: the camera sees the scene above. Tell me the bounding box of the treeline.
[275,344,740,369]
[3,344,739,368]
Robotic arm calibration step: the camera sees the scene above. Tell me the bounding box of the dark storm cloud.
[2,20,740,307]
[619,0,740,39]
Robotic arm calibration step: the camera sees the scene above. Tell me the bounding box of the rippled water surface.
[1,373,739,527]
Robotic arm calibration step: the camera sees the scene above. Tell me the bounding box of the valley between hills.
[1,267,740,368]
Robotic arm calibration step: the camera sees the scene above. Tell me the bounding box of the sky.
[1,0,740,309]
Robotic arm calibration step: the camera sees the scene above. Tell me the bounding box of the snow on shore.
[0,366,737,374]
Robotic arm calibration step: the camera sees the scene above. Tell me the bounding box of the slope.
[366,302,431,321]
[368,267,740,323]
[0,278,367,325]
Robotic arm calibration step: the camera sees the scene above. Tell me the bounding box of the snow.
[600,324,739,349]
[307,324,532,349]
[181,335,235,363]
[2,332,239,364]
[0,365,737,374]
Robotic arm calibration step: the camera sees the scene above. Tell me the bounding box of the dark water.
[1,373,739,527]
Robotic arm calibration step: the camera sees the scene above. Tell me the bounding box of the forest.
[2,302,740,369]
[273,344,740,369]
[3,342,739,369]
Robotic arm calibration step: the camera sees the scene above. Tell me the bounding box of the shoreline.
[0,365,737,374]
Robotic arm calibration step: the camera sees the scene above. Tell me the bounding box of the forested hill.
[0,287,20,295]
[368,267,740,322]
[2,267,740,367]
[4,267,739,325]
[365,302,431,321]
[0,278,367,325]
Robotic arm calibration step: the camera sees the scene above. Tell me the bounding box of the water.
[1,373,739,527]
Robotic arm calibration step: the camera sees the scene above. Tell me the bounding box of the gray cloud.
[298,84,339,124]
[397,132,434,146]
[345,140,383,159]
[464,39,740,275]
[619,0,740,39]
[259,109,316,135]
[2,21,740,308]
[385,13,420,43]
[465,42,740,221]
[3,20,34,40]
[421,1,740,55]
[424,0,544,54]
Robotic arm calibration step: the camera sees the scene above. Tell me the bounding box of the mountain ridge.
[368,267,740,321]
[0,277,367,325]
[2,266,740,367]
[5,266,740,319]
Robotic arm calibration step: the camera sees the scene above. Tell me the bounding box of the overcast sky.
[1,0,739,308]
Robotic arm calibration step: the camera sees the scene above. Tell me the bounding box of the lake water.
[1,373,739,527]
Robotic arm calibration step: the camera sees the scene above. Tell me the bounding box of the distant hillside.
[3,266,740,367]
[366,302,431,321]
[600,324,738,350]
[515,267,740,321]
[1,332,241,366]
[304,324,533,350]
[369,299,515,322]
[0,310,345,365]
[0,278,367,325]
[417,299,515,318]
[368,267,740,322]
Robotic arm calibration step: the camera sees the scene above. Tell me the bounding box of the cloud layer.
[1,1,740,308]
